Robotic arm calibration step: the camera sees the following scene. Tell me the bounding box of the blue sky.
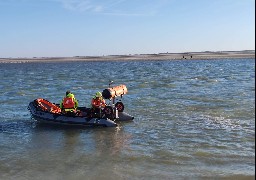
[0,0,255,58]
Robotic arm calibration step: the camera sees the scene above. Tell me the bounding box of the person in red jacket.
[60,90,78,116]
[90,91,106,117]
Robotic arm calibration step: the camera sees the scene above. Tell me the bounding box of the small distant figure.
[182,55,184,59]
[90,91,106,117]
[191,55,193,58]
[60,90,78,116]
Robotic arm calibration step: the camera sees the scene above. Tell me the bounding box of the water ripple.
[0,59,255,178]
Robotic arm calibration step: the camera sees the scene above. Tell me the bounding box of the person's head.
[95,91,102,98]
[66,90,71,96]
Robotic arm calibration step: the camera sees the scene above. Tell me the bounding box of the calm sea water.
[0,58,255,180]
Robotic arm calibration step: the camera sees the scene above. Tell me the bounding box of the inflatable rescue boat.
[28,84,134,127]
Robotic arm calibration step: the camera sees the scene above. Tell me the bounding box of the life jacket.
[63,97,75,109]
[91,97,106,108]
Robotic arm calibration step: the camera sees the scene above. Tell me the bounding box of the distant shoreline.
[0,50,254,63]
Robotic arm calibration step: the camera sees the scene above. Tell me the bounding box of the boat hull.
[28,101,117,127]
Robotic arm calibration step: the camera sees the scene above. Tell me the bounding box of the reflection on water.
[0,59,255,179]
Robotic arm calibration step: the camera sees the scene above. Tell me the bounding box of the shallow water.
[0,58,255,179]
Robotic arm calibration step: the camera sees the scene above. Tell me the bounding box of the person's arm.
[60,99,63,109]
[74,98,78,108]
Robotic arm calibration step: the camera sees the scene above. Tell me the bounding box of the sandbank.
[0,50,254,63]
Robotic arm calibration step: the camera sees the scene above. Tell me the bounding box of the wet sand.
[0,50,254,63]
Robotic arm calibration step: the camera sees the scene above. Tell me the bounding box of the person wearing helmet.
[60,90,79,116]
[91,91,106,109]
[91,91,106,117]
